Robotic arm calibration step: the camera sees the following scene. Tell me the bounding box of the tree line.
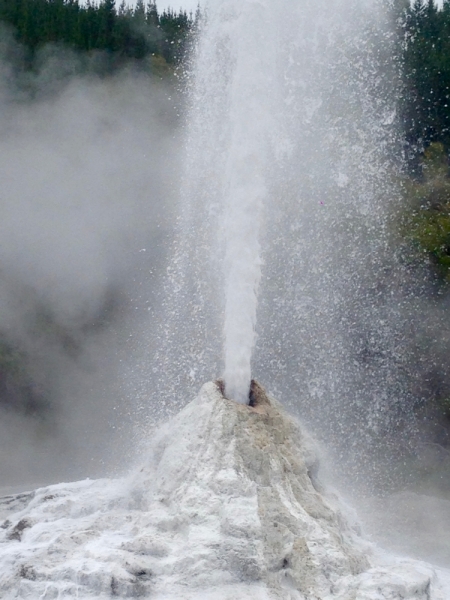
[403,0,450,157]
[0,0,197,66]
[396,1,450,284]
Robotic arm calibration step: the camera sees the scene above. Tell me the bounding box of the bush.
[403,143,450,281]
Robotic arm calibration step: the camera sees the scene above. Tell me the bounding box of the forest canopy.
[0,0,197,68]
[403,0,450,156]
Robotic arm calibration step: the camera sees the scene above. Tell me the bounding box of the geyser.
[148,0,409,474]
[149,0,279,406]
[1,0,450,596]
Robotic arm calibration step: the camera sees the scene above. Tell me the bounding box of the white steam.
[0,42,180,488]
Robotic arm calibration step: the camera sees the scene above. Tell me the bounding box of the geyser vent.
[216,378,270,408]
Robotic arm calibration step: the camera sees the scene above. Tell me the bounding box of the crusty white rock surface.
[0,381,446,599]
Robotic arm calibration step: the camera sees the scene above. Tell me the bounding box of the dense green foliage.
[0,0,196,66]
[404,0,450,154]
[398,2,450,282]
[402,143,450,280]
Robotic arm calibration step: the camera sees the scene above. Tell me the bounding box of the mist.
[0,34,182,492]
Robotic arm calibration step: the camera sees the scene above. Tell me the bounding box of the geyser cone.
[136,380,371,595]
[0,382,441,599]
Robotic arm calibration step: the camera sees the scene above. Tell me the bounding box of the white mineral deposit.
[1,382,447,599]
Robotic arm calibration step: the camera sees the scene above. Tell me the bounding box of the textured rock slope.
[0,381,444,599]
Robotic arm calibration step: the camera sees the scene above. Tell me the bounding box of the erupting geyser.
[150,0,407,442]
[151,0,279,406]
[2,0,450,595]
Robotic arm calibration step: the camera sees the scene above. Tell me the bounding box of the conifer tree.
[0,0,195,67]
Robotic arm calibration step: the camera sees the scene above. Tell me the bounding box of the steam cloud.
[0,31,180,491]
